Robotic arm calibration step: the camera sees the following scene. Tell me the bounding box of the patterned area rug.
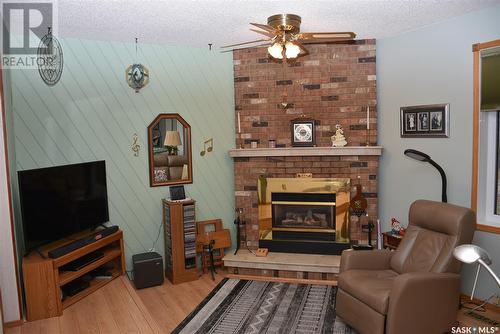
[172,278,357,334]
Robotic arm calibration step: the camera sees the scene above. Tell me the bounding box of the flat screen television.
[18,160,109,254]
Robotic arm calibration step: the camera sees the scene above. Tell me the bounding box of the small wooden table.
[382,232,403,250]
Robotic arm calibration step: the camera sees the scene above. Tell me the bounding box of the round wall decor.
[126,63,150,93]
[37,28,63,86]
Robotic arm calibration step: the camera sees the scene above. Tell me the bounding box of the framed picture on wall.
[400,104,449,138]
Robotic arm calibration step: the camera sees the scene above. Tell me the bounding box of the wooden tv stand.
[22,229,125,321]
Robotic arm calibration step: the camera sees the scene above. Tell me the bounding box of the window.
[477,111,500,225]
[472,41,500,233]
[496,114,500,215]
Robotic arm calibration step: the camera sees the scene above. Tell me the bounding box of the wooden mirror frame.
[471,38,500,234]
[147,113,193,187]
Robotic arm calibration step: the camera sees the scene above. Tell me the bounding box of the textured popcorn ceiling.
[58,0,500,47]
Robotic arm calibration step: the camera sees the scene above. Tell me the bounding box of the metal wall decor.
[126,38,150,93]
[37,27,63,86]
[131,133,140,156]
[200,138,214,156]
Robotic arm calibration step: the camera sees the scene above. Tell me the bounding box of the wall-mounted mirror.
[148,114,193,187]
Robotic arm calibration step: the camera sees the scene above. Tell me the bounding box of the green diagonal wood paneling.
[8,38,235,270]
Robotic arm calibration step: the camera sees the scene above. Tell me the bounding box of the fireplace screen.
[271,192,335,231]
[273,204,334,229]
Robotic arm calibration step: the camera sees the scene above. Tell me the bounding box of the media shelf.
[162,199,198,284]
[61,266,121,309]
[22,229,125,321]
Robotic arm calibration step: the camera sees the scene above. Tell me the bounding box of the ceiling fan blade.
[250,28,275,38]
[220,38,271,49]
[299,39,356,45]
[297,32,356,41]
[250,22,277,33]
[220,43,272,53]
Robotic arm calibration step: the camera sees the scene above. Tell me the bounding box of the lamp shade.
[454,244,492,265]
[164,131,182,147]
[268,43,283,59]
[404,149,430,162]
[403,148,447,202]
[285,42,301,59]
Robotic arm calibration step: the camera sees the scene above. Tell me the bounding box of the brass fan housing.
[267,14,301,34]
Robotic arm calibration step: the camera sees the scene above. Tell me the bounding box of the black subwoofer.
[132,252,164,289]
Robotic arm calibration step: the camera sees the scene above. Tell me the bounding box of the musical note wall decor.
[200,138,214,156]
[131,133,140,157]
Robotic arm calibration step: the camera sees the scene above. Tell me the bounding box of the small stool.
[196,229,231,280]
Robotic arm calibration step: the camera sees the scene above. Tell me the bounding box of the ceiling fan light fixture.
[221,14,356,58]
[268,42,283,59]
[285,41,300,58]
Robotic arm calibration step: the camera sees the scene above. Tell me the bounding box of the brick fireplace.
[230,40,380,251]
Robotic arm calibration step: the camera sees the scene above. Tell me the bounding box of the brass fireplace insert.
[258,177,351,254]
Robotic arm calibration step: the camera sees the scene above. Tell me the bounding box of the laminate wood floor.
[5,272,499,334]
[5,272,224,334]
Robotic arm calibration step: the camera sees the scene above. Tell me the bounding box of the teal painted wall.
[378,5,500,300]
[8,38,235,270]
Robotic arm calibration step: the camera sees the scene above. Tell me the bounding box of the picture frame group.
[400,103,449,138]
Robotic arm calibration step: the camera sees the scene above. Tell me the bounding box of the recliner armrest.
[339,249,393,272]
[386,272,460,334]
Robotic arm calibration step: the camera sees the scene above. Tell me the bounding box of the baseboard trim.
[4,319,23,327]
[460,294,500,314]
[225,273,337,286]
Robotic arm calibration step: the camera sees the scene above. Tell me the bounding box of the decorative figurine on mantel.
[331,124,347,147]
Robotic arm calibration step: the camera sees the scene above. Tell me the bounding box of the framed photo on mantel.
[400,104,449,138]
[291,118,316,147]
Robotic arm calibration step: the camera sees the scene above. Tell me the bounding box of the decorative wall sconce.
[131,133,140,157]
[200,138,214,156]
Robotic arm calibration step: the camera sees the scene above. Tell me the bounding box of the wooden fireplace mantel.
[228,146,383,158]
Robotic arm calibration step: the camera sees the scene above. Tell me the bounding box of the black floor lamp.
[404,149,448,203]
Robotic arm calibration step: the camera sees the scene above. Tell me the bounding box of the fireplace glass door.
[273,204,334,230]
[271,192,336,232]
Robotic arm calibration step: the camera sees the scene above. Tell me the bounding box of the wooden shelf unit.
[22,229,125,321]
[163,199,198,284]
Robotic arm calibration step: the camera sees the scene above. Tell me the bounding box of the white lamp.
[453,244,500,300]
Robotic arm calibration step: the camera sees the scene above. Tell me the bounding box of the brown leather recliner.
[336,200,476,334]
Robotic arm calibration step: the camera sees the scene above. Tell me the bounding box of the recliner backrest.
[390,200,475,274]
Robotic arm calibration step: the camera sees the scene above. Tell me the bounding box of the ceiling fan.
[221,14,356,60]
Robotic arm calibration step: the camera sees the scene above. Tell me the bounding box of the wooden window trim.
[471,39,500,234]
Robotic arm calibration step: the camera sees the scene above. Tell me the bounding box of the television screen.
[18,160,109,253]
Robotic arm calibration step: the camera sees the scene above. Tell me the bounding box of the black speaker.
[132,252,164,289]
